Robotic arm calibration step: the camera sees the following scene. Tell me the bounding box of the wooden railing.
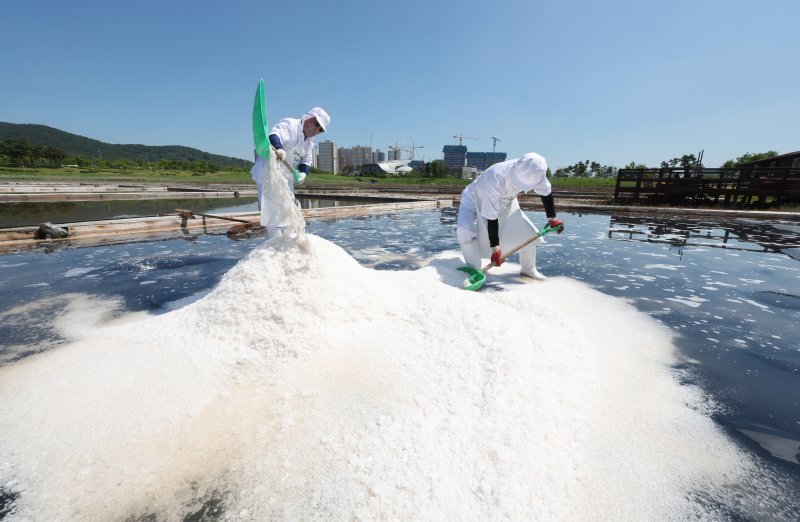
[614,167,800,207]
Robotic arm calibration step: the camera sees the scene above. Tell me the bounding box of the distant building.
[387,148,401,161]
[443,145,467,171]
[360,160,413,176]
[317,140,337,173]
[466,152,507,170]
[372,150,386,163]
[338,146,373,171]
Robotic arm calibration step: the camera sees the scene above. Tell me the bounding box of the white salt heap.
[0,235,793,520]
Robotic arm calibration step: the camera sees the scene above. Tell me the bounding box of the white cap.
[508,152,548,192]
[305,107,330,131]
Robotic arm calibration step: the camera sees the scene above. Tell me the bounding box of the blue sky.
[2,0,797,169]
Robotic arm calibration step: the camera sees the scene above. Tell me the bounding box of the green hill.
[0,122,251,168]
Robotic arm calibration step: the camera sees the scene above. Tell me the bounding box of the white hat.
[509,152,548,192]
[306,107,330,131]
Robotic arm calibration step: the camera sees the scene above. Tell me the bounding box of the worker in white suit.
[250,106,330,237]
[456,152,564,279]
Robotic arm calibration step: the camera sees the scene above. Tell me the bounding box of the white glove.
[293,170,306,185]
[275,148,286,162]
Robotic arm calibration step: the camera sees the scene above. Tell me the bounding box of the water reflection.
[0,198,254,228]
[608,214,800,259]
[0,196,384,228]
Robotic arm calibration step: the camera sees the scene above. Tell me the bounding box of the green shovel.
[458,223,563,291]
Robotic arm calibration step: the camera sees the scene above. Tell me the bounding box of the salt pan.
[1,233,794,520]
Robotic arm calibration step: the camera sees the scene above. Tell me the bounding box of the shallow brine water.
[0,209,798,520]
[0,196,379,228]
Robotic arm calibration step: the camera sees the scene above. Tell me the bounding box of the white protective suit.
[250,107,330,232]
[456,152,552,279]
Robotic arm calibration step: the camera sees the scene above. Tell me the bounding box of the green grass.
[306,172,472,187]
[0,166,618,190]
[0,167,253,183]
[550,177,616,189]
[0,166,253,184]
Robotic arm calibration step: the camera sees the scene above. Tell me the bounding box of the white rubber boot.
[519,245,546,280]
[266,226,286,239]
[460,239,482,269]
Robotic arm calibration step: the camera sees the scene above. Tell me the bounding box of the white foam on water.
[610,273,659,282]
[63,267,97,278]
[739,430,800,465]
[0,236,795,520]
[0,293,125,342]
[644,264,685,271]
[739,298,771,311]
[664,296,709,309]
[739,278,766,284]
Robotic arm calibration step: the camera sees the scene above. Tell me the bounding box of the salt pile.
[2,231,795,520]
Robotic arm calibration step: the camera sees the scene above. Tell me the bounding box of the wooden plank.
[0,190,253,203]
[0,199,452,252]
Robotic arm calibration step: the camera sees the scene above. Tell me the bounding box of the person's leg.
[457,192,481,268]
[266,226,286,239]
[460,238,481,269]
[519,245,546,280]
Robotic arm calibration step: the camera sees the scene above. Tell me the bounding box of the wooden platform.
[0,198,452,253]
[614,167,800,208]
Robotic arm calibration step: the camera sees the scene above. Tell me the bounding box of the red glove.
[491,246,504,266]
[547,217,565,234]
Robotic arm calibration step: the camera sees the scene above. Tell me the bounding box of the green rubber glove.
[293,170,306,185]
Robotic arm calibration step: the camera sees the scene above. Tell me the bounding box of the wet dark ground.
[0,195,376,228]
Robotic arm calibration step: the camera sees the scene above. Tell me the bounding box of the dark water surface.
[0,196,378,227]
[1,208,798,517]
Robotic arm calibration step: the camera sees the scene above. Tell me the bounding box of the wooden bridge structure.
[614,166,800,208]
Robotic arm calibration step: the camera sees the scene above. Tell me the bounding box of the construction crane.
[491,136,501,152]
[388,143,425,160]
[453,134,479,146]
[404,140,424,160]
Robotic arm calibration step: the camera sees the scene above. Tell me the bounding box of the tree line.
[554,150,780,178]
[337,150,781,180]
[1,138,66,167]
[0,138,237,172]
[3,136,780,178]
